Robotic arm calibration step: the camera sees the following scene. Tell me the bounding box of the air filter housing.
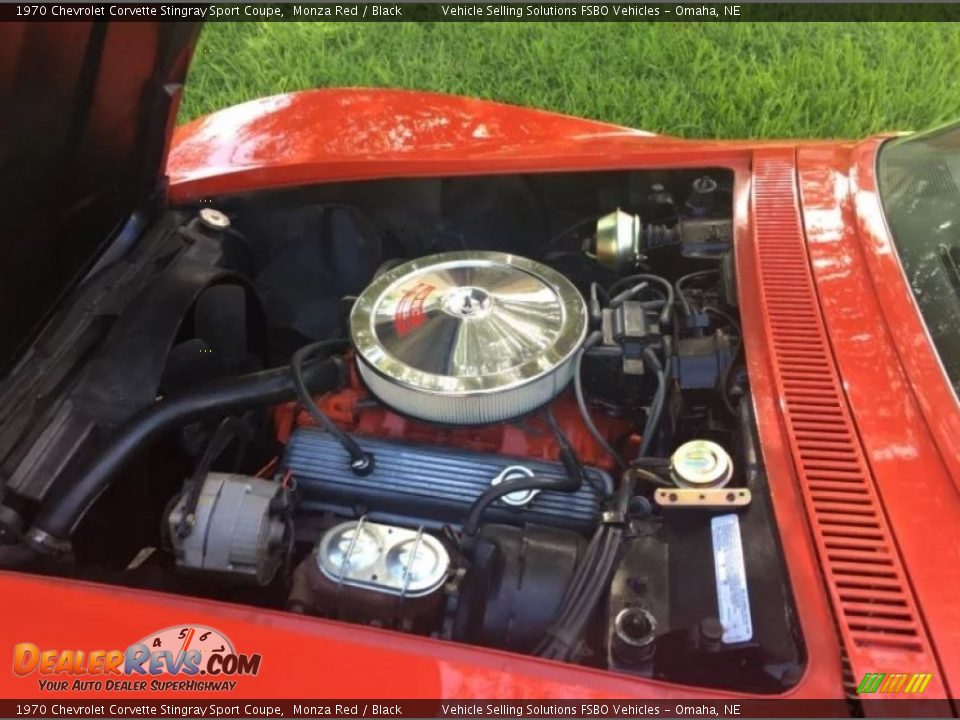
[350,251,588,425]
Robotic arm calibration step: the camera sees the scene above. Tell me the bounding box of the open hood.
[0,22,200,375]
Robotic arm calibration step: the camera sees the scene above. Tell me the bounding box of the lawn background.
[180,22,959,139]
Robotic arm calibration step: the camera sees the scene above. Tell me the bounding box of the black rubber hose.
[544,528,623,660]
[574,332,626,471]
[461,410,584,538]
[460,474,573,539]
[292,340,373,474]
[460,447,584,538]
[638,347,668,458]
[536,524,607,652]
[537,470,636,660]
[173,416,252,539]
[674,269,720,316]
[607,274,674,327]
[29,355,345,545]
[704,305,743,416]
[608,281,648,308]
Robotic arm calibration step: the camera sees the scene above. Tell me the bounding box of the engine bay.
[0,168,804,693]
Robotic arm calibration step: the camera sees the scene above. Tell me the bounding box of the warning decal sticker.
[711,513,754,644]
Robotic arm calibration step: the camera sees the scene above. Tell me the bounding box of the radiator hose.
[23,352,345,554]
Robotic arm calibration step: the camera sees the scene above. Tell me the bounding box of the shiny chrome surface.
[316,519,449,598]
[669,439,734,489]
[198,207,230,231]
[490,464,539,507]
[350,251,587,424]
[594,209,642,270]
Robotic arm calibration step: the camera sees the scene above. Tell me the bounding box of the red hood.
[795,140,960,696]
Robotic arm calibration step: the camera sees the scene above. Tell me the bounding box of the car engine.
[0,169,804,693]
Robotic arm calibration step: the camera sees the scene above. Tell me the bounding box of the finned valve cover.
[350,251,588,425]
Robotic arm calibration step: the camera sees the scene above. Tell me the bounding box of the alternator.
[167,473,291,585]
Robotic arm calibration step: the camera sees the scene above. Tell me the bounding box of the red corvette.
[1,23,958,715]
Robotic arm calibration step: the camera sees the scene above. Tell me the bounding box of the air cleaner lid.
[349,251,587,423]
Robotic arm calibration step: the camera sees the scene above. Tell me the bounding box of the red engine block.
[274,364,636,471]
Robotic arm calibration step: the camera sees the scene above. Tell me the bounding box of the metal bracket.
[654,487,751,509]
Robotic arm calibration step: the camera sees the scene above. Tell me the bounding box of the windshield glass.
[878,123,960,397]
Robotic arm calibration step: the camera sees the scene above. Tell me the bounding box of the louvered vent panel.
[751,150,939,681]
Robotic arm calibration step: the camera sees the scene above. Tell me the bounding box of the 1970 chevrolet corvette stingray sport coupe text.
[0,22,958,713]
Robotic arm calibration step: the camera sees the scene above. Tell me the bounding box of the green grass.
[180,22,960,139]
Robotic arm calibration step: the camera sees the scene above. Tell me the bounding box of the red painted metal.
[0,566,838,701]
[749,148,944,700]
[273,364,635,471]
[798,141,960,698]
[167,88,780,202]
[849,142,960,485]
[5,87,959,701]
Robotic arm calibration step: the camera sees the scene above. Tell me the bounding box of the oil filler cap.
[669,439,733,489]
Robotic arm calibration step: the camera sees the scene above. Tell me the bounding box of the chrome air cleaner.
[350,251,588,425]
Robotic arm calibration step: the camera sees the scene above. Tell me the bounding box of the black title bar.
[5,2,960,20]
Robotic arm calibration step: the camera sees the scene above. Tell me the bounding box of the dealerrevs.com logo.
[13,625,262,692]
